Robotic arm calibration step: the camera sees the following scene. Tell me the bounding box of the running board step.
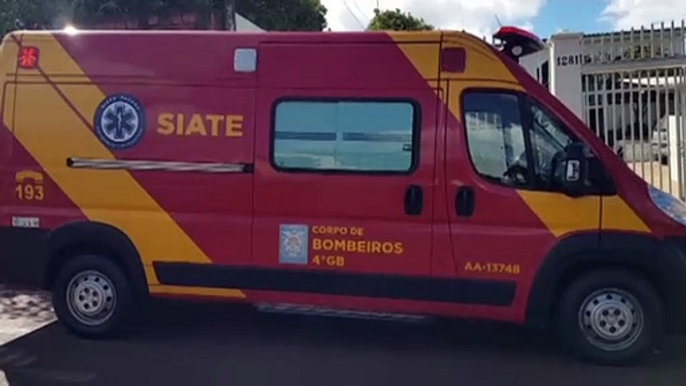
[254,303,428,322]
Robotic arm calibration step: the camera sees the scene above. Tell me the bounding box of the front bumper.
[659,237,686,334]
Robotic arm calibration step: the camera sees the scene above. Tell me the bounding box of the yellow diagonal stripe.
[10,33,244,298]
[389,31,650,238]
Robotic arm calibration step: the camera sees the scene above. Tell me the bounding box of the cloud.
[320,0,545,38]
[601,0,686,30]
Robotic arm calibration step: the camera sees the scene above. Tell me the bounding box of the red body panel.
[1,29,682,327]
[0,124,87,229]
[54,35,257,267]
[248,39,441,307]
[444,110,566,320]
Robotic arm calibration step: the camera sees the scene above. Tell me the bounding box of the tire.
[555,270,664,366]
[52,255,134,339]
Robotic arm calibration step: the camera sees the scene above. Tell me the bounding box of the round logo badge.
[94,94,146,150]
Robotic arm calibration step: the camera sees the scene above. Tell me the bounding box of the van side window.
[463,92,532,187]
[528,101,576,189]
[272,100,417,173]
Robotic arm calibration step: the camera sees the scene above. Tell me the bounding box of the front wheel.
[556,270,664,366]
[52,255,134,339]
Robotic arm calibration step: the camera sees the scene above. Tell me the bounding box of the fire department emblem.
[94,94,146,150]
[279,224,309,265]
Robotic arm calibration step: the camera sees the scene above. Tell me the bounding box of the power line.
[342,0,365,29]
[351,0,371,21]
[343,0,366,28]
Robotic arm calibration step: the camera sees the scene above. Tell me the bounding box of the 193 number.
[16,183,44,201]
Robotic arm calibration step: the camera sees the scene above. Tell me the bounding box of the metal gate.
[580,21,686,200]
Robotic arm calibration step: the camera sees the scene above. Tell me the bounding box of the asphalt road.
[2,290,686,386]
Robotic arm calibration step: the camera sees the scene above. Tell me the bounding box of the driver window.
[463,92,532,187]
[528,101,576,189]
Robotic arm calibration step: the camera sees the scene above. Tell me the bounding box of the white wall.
[236,14,264,32]
[549,32,585,119]
[519,48,549,82]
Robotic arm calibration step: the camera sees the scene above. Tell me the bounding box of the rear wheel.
[556,270,664,366]
[52,255,134,338]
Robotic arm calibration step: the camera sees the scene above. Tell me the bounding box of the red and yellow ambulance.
[1,26,686,366]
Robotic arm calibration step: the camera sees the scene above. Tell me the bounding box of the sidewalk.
[0,285,54,346]
[0,285,55,386]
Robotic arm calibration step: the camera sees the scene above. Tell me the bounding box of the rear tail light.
[18,46,39,69]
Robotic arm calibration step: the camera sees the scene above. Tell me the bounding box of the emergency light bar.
[493,26,545,62]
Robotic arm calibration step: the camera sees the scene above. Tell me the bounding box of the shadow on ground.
[1,299,686,386]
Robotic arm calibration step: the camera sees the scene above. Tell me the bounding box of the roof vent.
[234,48,257,73]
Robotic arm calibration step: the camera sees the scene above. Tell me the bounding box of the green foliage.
[236,0,327,31]
[70,0,215,25]
[0,0,327,34]
[0,0,71,33]
[367,8,434,32]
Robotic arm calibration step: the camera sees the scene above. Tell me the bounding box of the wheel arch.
[526,231,686,334]
[45,221,149,300]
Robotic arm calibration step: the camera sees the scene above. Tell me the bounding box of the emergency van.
[1,26,686,366]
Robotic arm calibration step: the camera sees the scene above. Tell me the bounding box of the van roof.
[4,28,508,88]
[10,28,486,45]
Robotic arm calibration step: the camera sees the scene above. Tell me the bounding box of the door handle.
[455,186,475,217]
[404,184,423,216]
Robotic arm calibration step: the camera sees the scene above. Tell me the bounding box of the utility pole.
[219,0,237,31]
[228,0,237,31]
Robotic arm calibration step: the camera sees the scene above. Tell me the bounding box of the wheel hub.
[588,298,633,340]
[579,288,643,351]
[67,270,117,326]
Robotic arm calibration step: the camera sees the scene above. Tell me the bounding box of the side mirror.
[558,143,591,197]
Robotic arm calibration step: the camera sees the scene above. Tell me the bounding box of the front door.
[252,87,439,296]
[446,86,601,309]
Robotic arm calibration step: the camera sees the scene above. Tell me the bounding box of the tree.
[0,0,327,34]
[0,0,28,33]
[70,0,216,29]
[236,0,327,31]
[1,0,228,33]
[0,0,71,34]
[367,8,434,31]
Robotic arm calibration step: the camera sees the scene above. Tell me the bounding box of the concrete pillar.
[549,32,584,119]
[518,48,550,86]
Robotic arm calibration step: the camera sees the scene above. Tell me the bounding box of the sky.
[319,0,686,39]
